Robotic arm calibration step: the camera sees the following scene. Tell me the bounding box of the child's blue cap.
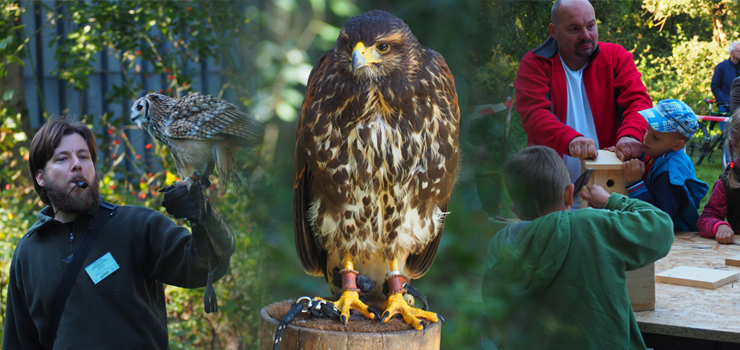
[639,99,699,139]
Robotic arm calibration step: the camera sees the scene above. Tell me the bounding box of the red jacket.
[514,37,652,155]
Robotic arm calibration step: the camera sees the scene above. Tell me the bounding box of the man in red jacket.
[514,0,652,188]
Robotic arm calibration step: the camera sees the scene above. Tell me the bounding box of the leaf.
[2,89,13,101]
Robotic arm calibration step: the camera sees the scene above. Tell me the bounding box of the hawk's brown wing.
[293,51,332,277]
[405,50,460,279]
[165,93,264,146]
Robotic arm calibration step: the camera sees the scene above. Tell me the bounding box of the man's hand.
[623,159,646,184]
[580,184,610,208]
[716,225,735,244]
[569,136,598,159]
[615,137,644,161]
[161,183,207,222]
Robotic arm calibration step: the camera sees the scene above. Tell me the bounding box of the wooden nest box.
[581,150,655,312]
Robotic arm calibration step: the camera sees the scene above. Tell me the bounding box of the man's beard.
[575,39,596,58]
[47,174,100,214]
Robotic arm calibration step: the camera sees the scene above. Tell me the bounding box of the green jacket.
[3,198,231,349]
[482,194,673,350]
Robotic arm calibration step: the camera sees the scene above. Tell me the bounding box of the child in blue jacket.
[623,99,709,231]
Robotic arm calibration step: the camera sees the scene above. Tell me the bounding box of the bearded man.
[514,0,653,207]
[3,118,234,349]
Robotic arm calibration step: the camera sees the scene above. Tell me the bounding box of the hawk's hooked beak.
[352,42,382,73]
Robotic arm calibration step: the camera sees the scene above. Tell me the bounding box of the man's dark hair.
[503,146,570,220]
[29,118,97,205]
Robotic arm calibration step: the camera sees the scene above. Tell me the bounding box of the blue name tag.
[84,252,120,284]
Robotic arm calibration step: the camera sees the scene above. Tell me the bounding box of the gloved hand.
[161,182,234,261]
[161,183,207,222]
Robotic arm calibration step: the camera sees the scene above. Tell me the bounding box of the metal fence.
[19,0,240,176]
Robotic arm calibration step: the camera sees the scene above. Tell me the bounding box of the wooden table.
[635,232,740,344]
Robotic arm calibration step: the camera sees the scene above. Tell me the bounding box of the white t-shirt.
[560,56,599,209]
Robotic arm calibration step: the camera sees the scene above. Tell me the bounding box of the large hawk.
[294,10,459,330]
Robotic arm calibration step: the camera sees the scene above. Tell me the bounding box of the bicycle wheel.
[684,122,710,165]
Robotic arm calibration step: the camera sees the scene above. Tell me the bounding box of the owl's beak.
[352,42,381,72]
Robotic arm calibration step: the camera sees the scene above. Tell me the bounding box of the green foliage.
[638,37,726,105]
[52,0,253,104]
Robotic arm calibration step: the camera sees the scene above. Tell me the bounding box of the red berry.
[145,143,153,149]
[107,129,114,135]
[136,50,142,55]
[110,184,117,190]
[136,154,142,160]
[5,184,10,190]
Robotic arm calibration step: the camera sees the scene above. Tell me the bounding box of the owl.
[130,92,264,192]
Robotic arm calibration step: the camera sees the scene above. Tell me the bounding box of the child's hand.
[716,225,735,244]
[580,184,610,208]
[623,159,645,183]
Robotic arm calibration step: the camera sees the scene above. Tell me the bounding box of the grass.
[694,150,726,212]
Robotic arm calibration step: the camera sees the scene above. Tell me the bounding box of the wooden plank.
[656,266,739,289]
[626,264,655,311]
[581,150,623,170]
[635,232,740,343]
[726,254,740,267]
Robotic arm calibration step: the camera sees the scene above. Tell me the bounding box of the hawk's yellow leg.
[332,253,375,326]
[381,258,439,331]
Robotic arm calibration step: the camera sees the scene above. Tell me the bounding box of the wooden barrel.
[258,301,441,350]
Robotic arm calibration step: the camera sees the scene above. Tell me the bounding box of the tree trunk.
[258,302,441,350]
[712,2,727,46]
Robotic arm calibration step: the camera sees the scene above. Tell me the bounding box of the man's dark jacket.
[712,58,740,106]
[3,197,230,349]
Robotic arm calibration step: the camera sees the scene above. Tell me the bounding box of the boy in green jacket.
[482,146,673,350]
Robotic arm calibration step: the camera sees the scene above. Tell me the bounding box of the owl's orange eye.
[137,105,143,111]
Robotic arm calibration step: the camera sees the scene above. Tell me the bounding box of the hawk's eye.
[376,43,390,54]
[137,105,143,111]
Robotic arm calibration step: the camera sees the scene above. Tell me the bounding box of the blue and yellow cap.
[639,99,699,139]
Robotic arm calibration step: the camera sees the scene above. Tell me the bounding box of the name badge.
[85,252,120,284]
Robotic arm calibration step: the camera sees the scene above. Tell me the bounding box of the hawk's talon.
[439,314,446,327]
[333,290,375,327]
[368,306,382,321]
[381,292,438,331]
[420,321,427,335]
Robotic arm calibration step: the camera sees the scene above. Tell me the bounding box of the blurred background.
[0,0,737,348]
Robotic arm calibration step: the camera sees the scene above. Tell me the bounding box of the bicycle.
[684,98,731,168]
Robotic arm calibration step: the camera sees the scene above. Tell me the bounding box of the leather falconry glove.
[161,183,235,262]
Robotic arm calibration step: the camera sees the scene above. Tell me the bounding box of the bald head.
[549,0,598,70]
[552,0,595,27]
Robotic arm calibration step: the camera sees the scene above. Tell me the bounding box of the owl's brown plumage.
[294,9,460,311]
[131,92,264,192]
